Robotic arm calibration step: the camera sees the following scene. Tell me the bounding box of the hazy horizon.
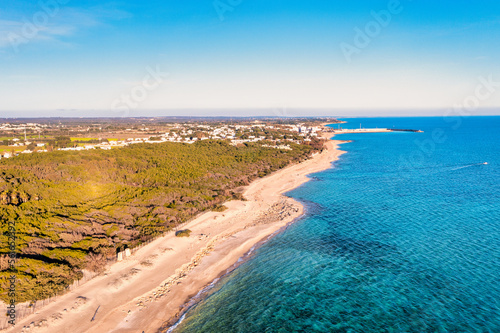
[0,108,499,119]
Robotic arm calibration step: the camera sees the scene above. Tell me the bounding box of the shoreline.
[161,218,296,333]
[7,132,345,333]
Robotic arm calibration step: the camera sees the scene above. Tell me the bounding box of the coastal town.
[0,119,330,159]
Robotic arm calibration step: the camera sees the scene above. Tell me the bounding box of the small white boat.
[483,162,488,165]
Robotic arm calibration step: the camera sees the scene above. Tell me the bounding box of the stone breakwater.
[134,199,300,310]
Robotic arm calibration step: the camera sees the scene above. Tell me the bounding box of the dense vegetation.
[0,139,321,303]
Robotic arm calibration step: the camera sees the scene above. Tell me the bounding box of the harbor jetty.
[324,128,423,134]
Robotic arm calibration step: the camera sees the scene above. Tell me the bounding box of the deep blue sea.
[171,117,500,333]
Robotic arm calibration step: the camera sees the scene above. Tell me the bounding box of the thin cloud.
[0,4,131,51]
[433,17,500,37]
[8,74,42,80]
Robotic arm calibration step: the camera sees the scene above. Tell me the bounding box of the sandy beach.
[7,134,345,333]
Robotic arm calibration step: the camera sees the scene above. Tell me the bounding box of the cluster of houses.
[0,123,48,131]
[0,122,324,159]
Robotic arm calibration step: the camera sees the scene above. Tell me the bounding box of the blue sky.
[1,0,500,117]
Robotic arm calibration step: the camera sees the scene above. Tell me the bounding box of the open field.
[70,138,99,142]
[0,145,26,153]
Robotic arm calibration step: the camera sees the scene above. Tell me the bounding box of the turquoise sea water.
[171,117,500,333]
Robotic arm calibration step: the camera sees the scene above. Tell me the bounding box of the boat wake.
[451,162,488,171]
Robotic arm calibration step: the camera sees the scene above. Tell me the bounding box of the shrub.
[175,229,192,237]
[212,205,227,212]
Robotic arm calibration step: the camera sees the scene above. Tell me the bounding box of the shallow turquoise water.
[172,117,500,333]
